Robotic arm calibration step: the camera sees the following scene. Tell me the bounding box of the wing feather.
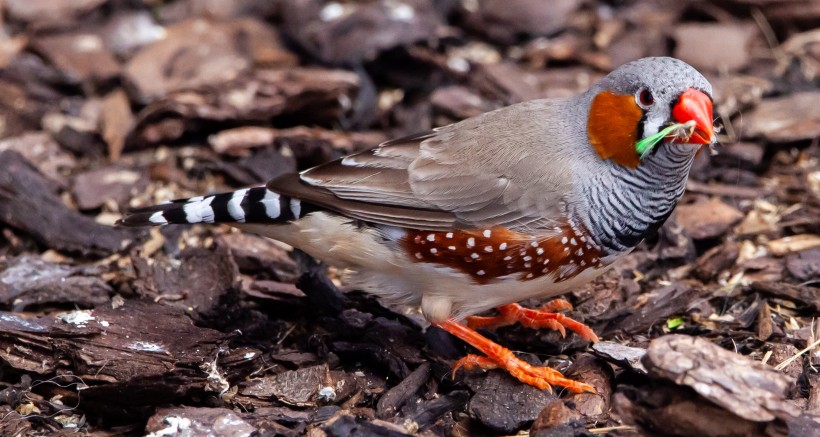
[291,98,581,232]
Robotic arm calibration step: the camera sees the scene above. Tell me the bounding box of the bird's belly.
[237,212,614,322]
[413,262,612,321]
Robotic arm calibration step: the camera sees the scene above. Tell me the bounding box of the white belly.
[238,212,614,322]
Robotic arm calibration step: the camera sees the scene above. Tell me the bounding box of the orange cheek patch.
[402,224,605,285]
[587,91,643,169]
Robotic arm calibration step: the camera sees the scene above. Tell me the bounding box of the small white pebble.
[446,232,454,238]
[531,241,539,247]
[467,237,475,247]
[499,242,507,250]
[523,256,532,261]
[471,253,480,259]
[476,270,485,276]
[570,238,577,246]
[484,246,493,253]
[526,273,534,279]
[430,248,438,254]
[561,237,568,244]
[483,229,491,238]
[536,248,544,255]
[503,256,512,261]
[448,246,456,251]
[427,234,436,242]
[577,248,584,256]
[415,252,423,259]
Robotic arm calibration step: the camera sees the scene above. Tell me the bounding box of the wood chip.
[675,198,744,240]
[645,334,800,422]
[743,92,820,142]
[767,234,820,256]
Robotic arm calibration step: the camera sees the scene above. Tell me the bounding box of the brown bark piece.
[281,0,443,64]
[430,86,492,120]
[644,334,800,422]
[529,398,581,436]
[131,245,241,322]
[750,281,820,312]
[767,342,803,379]
[743,92,820,143]
[216,233,299,282]
[0,132,76,187]
[603,284,700,336]
[210,126,384,157]
[565,354,614,418]
[72,165,148,210]
[101,89,134,161]
[673,23,758,72]
[240,364,330,407]
[0,150,138,256]
[675,198,744,240]
[757,302,773,341]
[462,0,582,45]
[0,255,111,310]
[786,247,820,282]
[694,242,740,282]
[0,300,225,382]
[127,68,359,148]
[5,0,107,28]
[124,17,296,103]
[32,32,120,86]
[614,386,786,437]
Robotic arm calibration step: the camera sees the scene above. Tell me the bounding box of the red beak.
[672,88,714,145]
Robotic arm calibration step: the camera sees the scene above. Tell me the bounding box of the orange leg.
[437,319,596,393]
[466,300,599,342]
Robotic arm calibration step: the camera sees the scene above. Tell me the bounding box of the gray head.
[586,57,715,169]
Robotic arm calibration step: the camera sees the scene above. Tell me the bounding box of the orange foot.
[466,300,599,342]
[436,319,596,393]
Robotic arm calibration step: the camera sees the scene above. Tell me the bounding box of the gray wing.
[288,99,580,232]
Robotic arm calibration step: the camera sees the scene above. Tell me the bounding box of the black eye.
[637,88,654,107]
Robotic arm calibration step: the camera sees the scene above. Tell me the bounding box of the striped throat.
[573,141,699,254]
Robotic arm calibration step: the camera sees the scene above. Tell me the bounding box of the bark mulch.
[0,0,818,435]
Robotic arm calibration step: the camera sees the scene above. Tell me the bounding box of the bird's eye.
[636,88,654,108]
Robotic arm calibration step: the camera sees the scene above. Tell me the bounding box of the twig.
[589,425,638,434]
[751,7,787,68]
[761,350,773,366]
[775,337,820,371]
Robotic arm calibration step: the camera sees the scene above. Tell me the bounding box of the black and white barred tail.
[118,187,313,227]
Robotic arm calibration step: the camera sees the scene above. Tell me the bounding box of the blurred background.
[0,0,817,436]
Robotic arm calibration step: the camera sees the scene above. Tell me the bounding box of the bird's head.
[586,57,715,169]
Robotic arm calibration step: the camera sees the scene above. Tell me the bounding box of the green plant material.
[635,123,685,158]
[666,317,685,330]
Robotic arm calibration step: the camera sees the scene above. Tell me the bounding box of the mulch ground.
[0,1,818,436]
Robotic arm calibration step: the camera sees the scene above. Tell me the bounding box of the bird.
[119,57,715,393]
